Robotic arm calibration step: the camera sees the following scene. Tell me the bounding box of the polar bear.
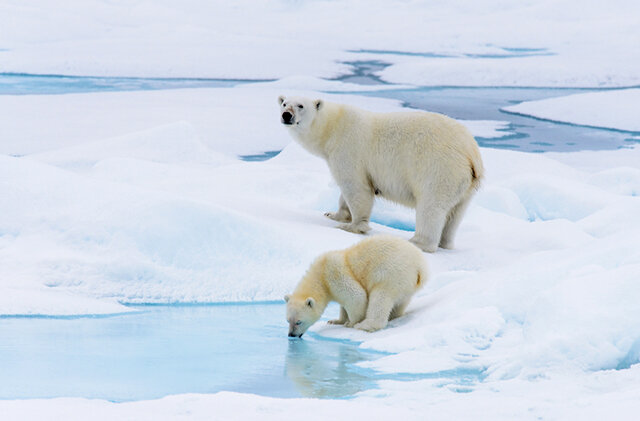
[285,235,427,336]
[278,95,484,253]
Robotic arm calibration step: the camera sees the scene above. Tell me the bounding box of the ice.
[2,82,640,416]
[2,0,640,417]
[587,168,640,196]
[503,89,640,132]
[1,1,639,87]
[459,120,514,139]
[33,122,234,170]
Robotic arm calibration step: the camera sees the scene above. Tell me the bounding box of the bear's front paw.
[338,222,371,235]
[344,321,357,328]
[353,320,384,332]
[327,319,346,325]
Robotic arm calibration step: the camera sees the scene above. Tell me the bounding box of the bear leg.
[439,192,473,249]
[337,280,368,327]
[388,298,411,321]
[324,194,352,223]
[337,188,374,234]
[411,199,449,253]
[353,288,395,332]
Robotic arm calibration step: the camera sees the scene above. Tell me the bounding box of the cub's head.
[278,95,323,129]
[284,294,322,338]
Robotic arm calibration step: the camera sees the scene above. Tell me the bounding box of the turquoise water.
[0,304,486,401]
[239,150,282,162]
[355,86,639,152]
[0,73,271,95]
[333,60,639,153]
[349,46,554,59]
[0,304,381,402]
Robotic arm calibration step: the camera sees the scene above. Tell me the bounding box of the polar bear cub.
[278,95,484,253]
[285,235,427,337]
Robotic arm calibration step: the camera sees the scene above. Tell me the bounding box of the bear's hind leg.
[410,199,448,253]
[439,192,473,250]
[336,279,368,327]
[325,194,352,223]
[353,288,395,332]
[388,298,411,321]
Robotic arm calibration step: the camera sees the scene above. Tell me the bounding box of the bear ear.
[284,294,291,303]
[278,95,286,105]
[314,99,323,110]
[306,297,315,308]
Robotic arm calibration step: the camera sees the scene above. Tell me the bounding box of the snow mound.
[33,121,232,170]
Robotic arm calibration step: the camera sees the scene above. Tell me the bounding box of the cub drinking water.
[285,236,427,337]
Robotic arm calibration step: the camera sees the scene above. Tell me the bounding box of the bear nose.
[282,111,293,125]
[288,332,296,337]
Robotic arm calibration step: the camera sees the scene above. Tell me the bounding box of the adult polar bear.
[279,96,484,253]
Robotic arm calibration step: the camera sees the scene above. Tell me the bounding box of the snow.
[503,88,640,132]
[2,0,640,418]
[0,87,513,314]
[2,368,640,421]
[1,1,639,87]
[1,84,640,417]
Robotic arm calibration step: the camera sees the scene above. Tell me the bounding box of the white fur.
[284,235,427,335]
[278,95,484,252]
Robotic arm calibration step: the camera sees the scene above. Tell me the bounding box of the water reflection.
[285,336,378,398]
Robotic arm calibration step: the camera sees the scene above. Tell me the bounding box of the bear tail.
[469,149,485,191]
[416,261,428,290]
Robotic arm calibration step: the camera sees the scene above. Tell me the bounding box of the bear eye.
[298,105,304,109]
[295,321,302,326]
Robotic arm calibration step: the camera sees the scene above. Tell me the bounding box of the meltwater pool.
[0,303,384,402]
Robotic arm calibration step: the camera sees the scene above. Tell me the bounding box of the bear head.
[284,294,322,338]
[278,95,323,129]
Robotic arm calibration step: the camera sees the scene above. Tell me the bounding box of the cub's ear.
[278,95,286,105]
[284,294,291,303]
[305,297,315,308]
[314,99,323,110]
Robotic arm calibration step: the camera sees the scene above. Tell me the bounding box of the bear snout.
[288,332,303,338]
[282,111,293,125]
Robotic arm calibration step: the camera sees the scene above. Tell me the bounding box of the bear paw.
[409,236,438,253]
[324,211,351,223]
[327,319,346,325]
[353,320,384,332]
[338,222,371,235]
[438,238,455,250]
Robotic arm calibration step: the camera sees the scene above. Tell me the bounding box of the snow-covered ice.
[1,84,640,418]
[0,87,518,314]
[1,0,640,419]
[503,88,640,132]
[2,0,640,87]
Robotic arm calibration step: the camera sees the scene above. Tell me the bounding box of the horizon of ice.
[2,1,640,88]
